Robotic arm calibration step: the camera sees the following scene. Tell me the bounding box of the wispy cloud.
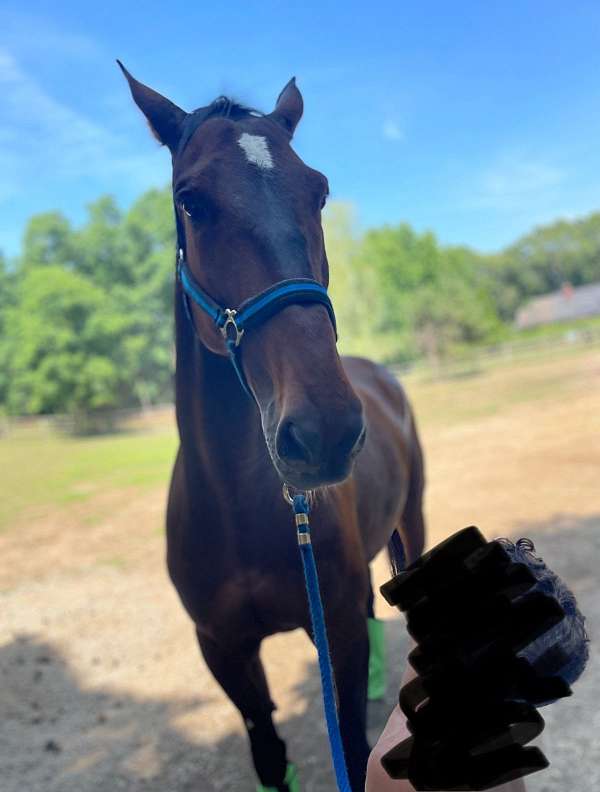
[0,47,169,221]
[382,119,404,142]
[0,8,104,60]
[470,152,565,212]
[1,49,113,173]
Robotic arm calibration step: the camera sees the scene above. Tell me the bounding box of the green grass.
[404,342,595,428]
[0,418,178,533]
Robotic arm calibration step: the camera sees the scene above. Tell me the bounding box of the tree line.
[326,203,600,363]
[1,187,599,423]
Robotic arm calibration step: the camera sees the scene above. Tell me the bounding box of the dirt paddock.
[1,348,598,791]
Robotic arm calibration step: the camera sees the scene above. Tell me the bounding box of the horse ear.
[117,60,187,151]
[269,77,303,136]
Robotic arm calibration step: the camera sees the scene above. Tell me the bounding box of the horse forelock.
[177,96,266,157]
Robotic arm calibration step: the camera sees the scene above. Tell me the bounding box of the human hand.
[365,697,527,792]
[366,659,418,792]
[366,702,414,792]
[365,656,527,792]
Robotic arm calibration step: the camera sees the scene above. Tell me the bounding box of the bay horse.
[120,64,425,792]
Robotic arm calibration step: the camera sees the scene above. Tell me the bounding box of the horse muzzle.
[272,407,366,489]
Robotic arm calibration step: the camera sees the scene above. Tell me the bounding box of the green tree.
[0,253,16,407]
[409,247,502,364]
[73,196,130,288]
[324,202,379,355]
[5,266,131,419]
[116,188,175,406]
[21,212,75,271]
[3,188,177,424]
[491,211,600,319]
[345,224,501,363]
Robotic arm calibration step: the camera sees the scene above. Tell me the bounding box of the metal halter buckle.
[221,309,244,347]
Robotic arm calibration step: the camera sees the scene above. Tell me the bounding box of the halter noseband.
[177,249,337,398]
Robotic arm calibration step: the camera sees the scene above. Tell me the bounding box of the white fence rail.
[390,326,600,380]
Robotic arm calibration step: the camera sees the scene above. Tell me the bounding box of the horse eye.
[178,193,206,221]
[320,193,328,210]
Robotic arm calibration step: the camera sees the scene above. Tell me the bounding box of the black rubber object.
[379,526,572,790]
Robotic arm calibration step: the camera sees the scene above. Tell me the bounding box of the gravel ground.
[1,510,598,792]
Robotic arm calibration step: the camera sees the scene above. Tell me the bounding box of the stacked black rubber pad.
[379,526,573,790]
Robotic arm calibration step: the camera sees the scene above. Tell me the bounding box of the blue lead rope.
[291,494,352,792]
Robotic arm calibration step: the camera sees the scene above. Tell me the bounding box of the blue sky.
[2,1,600,258]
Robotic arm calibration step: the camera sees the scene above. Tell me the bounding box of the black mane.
[207,95,263,120]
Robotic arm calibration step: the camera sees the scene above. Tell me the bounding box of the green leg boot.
[367,617,387,700]
[256,761,300,792]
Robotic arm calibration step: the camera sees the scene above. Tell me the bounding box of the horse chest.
[178,559,309,638]
[224,567,307,630]
[169,507,310,633]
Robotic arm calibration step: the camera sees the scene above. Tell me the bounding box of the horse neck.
[174,282,265,479]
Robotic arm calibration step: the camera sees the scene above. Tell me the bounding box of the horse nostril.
[276,419,320,466]
[345,421,366,457]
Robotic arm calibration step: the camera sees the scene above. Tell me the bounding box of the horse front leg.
[196,627,296,791]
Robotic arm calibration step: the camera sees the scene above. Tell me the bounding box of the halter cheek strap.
[177,251,338,398]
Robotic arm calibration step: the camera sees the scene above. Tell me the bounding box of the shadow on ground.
[0,622,409,792]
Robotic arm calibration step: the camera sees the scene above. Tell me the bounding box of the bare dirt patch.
[419,386,600,551]
[0,486,165,591]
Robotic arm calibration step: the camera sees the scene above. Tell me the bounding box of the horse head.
[120,64,365,490]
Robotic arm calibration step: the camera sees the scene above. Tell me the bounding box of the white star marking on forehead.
[238,133,274,169]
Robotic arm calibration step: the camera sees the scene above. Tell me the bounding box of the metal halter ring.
[220,309,245,347]
[282,483,313,506]
[282,483,295,505]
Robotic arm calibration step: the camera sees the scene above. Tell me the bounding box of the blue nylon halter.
[174,99,337,400]
[177,250,337,398]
